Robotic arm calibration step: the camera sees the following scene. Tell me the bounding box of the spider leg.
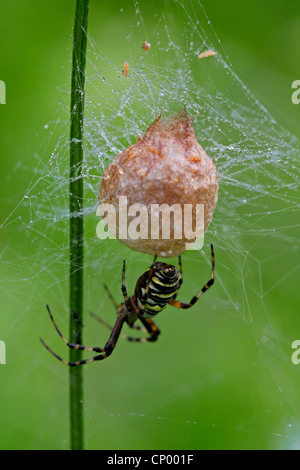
[103,284,146,335]
[89,298,160,344]
[138,255,157,313]
[103,284,118,310]
[40,339,106,366]
[42,305,104,352]
[140,317,161,342]
[121,260,132,311]
[89,311,114,331]
[169,244,215,309]
[121,262,142,317]
[41,309,126,366]
[89,311,147,334]
[128,323,148,333]
[109,316,160,344]
[123,294,161,342]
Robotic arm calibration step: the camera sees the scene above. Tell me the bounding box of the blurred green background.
[0,0,299,450]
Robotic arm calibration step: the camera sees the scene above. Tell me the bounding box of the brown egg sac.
[99,111,218,257]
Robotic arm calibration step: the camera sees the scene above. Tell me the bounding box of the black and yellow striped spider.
[40,244,215,366]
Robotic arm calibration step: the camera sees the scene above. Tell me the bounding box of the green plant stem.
[69,0,89,451]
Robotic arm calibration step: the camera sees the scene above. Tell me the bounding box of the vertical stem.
[69,0,89,451]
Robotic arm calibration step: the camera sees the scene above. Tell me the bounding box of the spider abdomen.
[135,263,181,318]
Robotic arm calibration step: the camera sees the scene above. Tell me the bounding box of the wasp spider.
[40,244,215,366]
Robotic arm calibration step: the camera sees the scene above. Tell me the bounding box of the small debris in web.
[142,41,151,51]
[198,50,217,59]
[122,62,129,77]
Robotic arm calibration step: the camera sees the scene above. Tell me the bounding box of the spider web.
[0,0,300,450]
